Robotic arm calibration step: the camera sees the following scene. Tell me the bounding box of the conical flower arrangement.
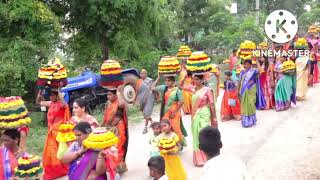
[100,60,124,89]
[158,136,178,154]
[239,40,256,60]
[294,38,308,50]
[0,96,31,129]
[282,60,296,76]
[15,154,43,178]
[186,51,212,75]
[83,127,119,151]
[37,57,68,89]
[56,123,76,143]
[158,56,181,76]
[177,45,192,61]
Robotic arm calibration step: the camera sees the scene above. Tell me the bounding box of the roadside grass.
[27,111,47,156]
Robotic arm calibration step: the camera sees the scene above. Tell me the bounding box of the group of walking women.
[38,88,128,180]
[221,37,320,130]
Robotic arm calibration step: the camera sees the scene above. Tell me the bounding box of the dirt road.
[122,84,320,180]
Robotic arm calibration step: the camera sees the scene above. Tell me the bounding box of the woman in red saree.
[37,89,70,180]
[0,129,24,180]
[102,89,128,174]
[220,71,241,121]
[257,57,275,109]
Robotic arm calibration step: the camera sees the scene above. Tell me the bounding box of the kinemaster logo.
[252,10,310,58]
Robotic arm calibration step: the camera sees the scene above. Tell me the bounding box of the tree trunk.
[184,31,189,44]
[101,34,109,60]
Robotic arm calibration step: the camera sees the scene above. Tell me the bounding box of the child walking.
[158,120,187,180]
[150,122,161,157]
[220,71,241,121]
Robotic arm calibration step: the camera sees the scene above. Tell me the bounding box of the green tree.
[48,0,181,68]
[0,0,61,96]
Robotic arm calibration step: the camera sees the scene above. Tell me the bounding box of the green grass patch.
[27,111,47,156]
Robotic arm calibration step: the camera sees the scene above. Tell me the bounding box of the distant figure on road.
[199,126,249,180]
[139,69,155,134]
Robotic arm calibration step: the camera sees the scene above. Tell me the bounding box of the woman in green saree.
[152,75,187,146]
[238,60,266,127]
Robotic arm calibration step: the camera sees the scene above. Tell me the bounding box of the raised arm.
[151,73,160,91]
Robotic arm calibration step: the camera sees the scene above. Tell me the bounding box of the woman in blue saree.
[62,122,107,180]
[238,60,266,127]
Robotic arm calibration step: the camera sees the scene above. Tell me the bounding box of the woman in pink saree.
[180,74,217,167]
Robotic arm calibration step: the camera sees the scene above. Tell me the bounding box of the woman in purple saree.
[62,122,107,180]
[239,60,266,127]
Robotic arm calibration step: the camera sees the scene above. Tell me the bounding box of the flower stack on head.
[56,123,76,143]
[15,154,43,178]
[100,60,124,89]
[37,57,67,89]
[257,42,268,50]
[0,96,31,129]
[282,60,296,76]
[158,56,181,77]
[83,127,119,151]
[177,45,192,62]
[223,58,230,64]
[239,40,257,62]
[186,51,212,75]
[308,25,318,33]
[294,38,308,50]
[210,64,219,73]
[158,136,178,154]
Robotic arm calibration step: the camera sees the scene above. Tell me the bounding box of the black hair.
[3,129,20,145]
[147,156,165,174]
[232,49,237,53]
[243,59,252,65]
[165,76,175,82]
[160,119,174,132]
[194,74,204,80]
[259,57,269,71]
[73,122,92,134]
[160,119,171,126]
[115,108,124,119]
[224,71,232,77]
[107,89,117,95]
[199,126,222,157]
[150,122,161,129]
[74,98,89,113]
[49,89,59,96]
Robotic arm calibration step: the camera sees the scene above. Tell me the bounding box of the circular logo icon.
[265,10,298,43]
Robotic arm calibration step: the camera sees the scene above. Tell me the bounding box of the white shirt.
[201,155,250,180]
[158,174,169,180]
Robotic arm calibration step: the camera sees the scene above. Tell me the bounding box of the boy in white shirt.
[199,126,250,180]
[147,156,169,180]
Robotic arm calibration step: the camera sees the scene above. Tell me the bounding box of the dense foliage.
[0,0,318,97]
